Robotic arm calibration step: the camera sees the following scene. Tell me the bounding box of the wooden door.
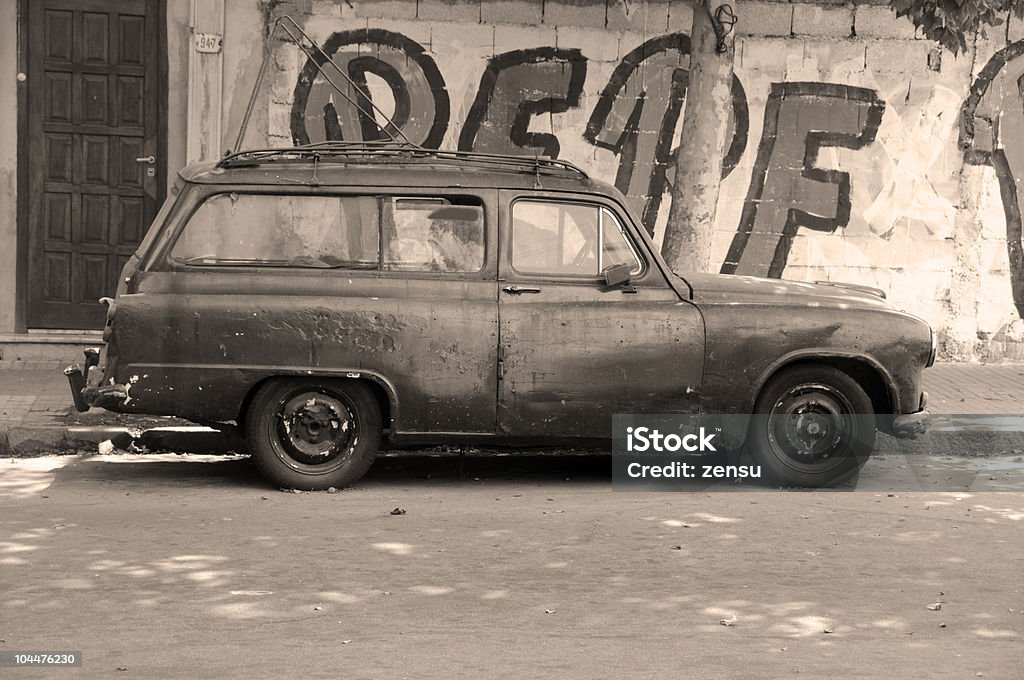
[26,0,162,329]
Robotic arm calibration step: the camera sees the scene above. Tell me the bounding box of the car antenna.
[232,15,414,154]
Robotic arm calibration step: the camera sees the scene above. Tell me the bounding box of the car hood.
[681,272,893,311]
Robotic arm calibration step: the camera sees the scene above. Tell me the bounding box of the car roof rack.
[217,142,590,180]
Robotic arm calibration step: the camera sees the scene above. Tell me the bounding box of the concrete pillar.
[0,0,19,333]
[186,0,225,162]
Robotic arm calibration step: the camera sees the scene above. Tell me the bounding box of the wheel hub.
[276,393,354,465]
[767,383,853,464]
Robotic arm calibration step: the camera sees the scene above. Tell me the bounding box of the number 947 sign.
[194,33,222,54]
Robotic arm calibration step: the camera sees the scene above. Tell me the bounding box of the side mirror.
[602,262,632,287]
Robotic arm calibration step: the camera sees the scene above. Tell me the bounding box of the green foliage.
[890,0,1024,54]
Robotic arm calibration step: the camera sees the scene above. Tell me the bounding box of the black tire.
[747,365,876,487]
[245,378,382,490]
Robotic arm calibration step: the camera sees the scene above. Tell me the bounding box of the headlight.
[926,326,936,367]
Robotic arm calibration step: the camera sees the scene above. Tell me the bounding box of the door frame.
[15,0,168,332]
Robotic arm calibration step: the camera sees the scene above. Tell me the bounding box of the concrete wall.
[9,0,1024,361]
[167,0,191,184]
[0,0,18,333]
[248,0,1024,360]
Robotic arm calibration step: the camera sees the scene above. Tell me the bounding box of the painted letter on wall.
[961,40,1024,321]
[721,82,885,278]
[584,34,747,236]
[290,28,449,148]
[459,48,587,157]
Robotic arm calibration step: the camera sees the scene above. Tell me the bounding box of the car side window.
[170,193,380,269]
[382,197,485,272]
[511,200,642,277]
[170,193,484,273]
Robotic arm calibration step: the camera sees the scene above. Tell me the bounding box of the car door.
[497,191,705,439]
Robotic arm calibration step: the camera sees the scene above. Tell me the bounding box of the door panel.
[26,0,161,329]
[117,277,500,434]
[497,192,705,439]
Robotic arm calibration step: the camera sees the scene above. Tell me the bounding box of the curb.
[877,416,1024,455]
[0,424,102,457]
[0,424,247,457]
[3,420,1024,458]
[876,433,1024,456]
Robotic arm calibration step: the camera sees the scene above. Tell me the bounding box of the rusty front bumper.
[890,391,930,439]
[65,348,128,412]
[891,410,930,438]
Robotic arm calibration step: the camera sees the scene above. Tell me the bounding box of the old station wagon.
[66,143,933,489]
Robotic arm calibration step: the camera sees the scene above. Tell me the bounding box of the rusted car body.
[66,144,933,489]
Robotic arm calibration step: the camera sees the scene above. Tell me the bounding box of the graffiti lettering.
[459,48,587,157]
[721,82,885,278]
[285,32,892,286]
[584,34,748,235]
[290,28,449,148]
[961,40,1024,320]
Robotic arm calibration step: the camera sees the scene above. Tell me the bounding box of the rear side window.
[383,198,484,272]
[136,178,184,262]
[170,193,484,272]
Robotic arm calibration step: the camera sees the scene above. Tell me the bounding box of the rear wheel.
[747,365,876,487]
[245,378,382,490]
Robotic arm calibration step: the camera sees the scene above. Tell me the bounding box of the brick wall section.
[344,0,927,39]
[863,40,933,73]
[544,0,609,28]
[791,3,853,38]
[356,0,418,20]
[737,1,922,40]
[351,0,681,30]
[479,0,544,25]
[607,0,674,33]
[418,0,481,23]
[854,4,919,40]
[739,2,793,37]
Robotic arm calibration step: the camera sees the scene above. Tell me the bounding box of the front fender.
[697,303,931,419]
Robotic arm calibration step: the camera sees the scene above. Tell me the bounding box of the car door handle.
[502,285,541,295]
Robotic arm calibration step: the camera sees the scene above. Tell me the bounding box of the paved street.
[1,451,1022,679]
[2,361,1023,678]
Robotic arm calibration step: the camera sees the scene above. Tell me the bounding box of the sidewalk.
[0,360,1022,455]
[0,360,200,455]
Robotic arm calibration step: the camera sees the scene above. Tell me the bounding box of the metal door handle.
[135,155,156,165]
[502,285,541,295]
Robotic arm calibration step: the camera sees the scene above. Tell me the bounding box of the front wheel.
[747,365,876,487]
[245,378,382,490]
